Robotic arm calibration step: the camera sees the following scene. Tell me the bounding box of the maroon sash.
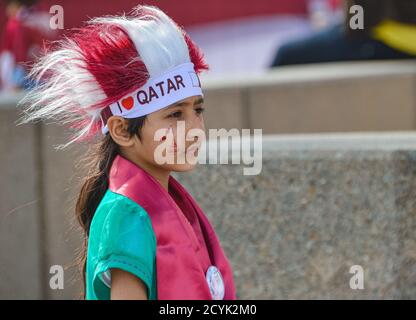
[108,154,237,299]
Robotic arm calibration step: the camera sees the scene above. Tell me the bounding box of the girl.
[18,5,236,300]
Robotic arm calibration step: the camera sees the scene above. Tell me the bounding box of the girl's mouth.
[167,144,200,156]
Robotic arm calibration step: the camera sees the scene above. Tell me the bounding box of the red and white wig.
[18,5,209,148]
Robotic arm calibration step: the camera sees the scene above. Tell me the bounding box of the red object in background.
[329,0,343,10]
[46,0,308,28]
[1,0,309,39]
[2,12,49,66]
[0,0,311,87]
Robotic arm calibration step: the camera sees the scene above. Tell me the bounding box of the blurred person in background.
[271,0,416,67]
[0,0,57,91]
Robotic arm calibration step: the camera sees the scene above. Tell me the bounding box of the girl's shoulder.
[86,188,157,300]
[97,189,149,218]
[90,189,156,245]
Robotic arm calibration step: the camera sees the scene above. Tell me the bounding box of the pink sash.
[108,154,237,299]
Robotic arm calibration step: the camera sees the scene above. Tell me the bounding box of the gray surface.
[175,145,416,299]
[0,110,42,299]
[201,60,416,89]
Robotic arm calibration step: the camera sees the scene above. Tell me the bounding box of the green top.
[85,189,157,300]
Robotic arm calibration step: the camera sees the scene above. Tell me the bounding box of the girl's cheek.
[156,127,176,154]
[159,126,172,142]
[167,127,177,152]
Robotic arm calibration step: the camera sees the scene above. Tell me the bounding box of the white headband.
[101,62,203,134]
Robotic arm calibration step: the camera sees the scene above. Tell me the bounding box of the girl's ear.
[107,116,135,147]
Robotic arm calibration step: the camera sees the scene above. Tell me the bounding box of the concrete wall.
[0,110,42,299]
[1,61,416,299]
[177,133,416,299]
[202,60,416,133]
[0,107,86,299]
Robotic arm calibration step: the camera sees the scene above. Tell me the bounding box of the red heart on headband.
[121,96,134,110]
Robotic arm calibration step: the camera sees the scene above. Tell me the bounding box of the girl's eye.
[169,111,182,118]
[195,107,205,115]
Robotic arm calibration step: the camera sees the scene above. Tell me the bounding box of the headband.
[101,62,203,134]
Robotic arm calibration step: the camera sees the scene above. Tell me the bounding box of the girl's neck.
[121,151,171,191]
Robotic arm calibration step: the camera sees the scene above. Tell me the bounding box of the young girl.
[18,5,236,300]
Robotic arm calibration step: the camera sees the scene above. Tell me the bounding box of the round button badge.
[205,265,225,300]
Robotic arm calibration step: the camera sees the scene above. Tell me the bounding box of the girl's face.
[114,95,206,173]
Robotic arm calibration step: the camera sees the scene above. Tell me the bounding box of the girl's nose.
[187,111,203,130]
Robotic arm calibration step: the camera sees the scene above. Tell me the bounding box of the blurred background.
[1,0,415,299]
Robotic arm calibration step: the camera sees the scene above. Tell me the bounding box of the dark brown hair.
[74,116,146,298]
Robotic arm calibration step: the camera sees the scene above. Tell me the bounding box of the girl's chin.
[168,163,198,172]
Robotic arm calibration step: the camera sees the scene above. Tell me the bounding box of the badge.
[206,265,225,300]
